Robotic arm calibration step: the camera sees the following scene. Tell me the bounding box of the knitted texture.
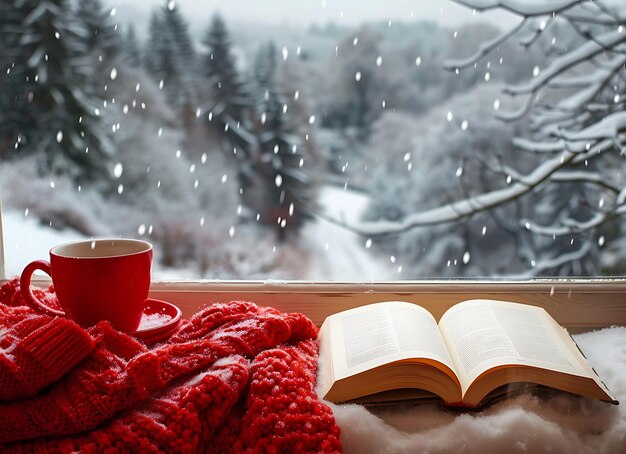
[0,279,341,453]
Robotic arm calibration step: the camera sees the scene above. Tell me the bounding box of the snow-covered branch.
[522,240,593,278]
[548,170,621,194]
[451,0,579,17]
[505,28,626,96]
[523,202,626,237]
[512,137,565,153]
[558,112,626,141]
[518,17,554,49]
[341,150,577,236]
[495,95,535,122]
[443,19,527,71]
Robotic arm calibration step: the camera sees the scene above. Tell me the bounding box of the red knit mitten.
[0,313,94,401]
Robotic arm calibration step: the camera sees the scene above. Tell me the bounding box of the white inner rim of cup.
[51,239,152,259]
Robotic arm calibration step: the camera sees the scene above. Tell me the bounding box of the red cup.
[20,239,153,332]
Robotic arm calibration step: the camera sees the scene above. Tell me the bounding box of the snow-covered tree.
[323,27,386,138]
[123,25,142,67]
[0,1,31,156]
[253,42,278,111]
[75,0,122,116]
[199,12,257,199]
[353,0,626,276]
[0,0,113,183]
[242,45,315,241]
[144,3,196,109]
[201,14,251,132]
[76,0,119,58]
[365,85,529,277]
[144,11,164,76]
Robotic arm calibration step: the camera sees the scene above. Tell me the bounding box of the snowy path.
[302,186,394,281]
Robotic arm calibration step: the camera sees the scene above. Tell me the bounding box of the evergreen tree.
[144,3,196,108]
[243,46,314,240]
[325,27,384,139]
[144,11,164,76]
[124,25,142,67]
[253,42,277,111]
[75,0,121,116]
[0,1,33,156]
[253,90,314,241]
[0,0,112,182]
[202,14,250,125]
[76,0,119,58]
[165,5,195,67]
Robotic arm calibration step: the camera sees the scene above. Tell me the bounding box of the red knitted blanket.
[0,279,341,453]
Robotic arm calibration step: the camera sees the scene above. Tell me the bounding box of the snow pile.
[328,327,626,454]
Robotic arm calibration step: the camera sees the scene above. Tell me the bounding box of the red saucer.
[131,298,182,344]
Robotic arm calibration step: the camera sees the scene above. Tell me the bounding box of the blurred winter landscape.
[1,0,625,280]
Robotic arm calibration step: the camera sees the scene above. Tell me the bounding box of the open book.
[318,299,618,409]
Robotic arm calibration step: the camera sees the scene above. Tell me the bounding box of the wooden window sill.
[148,279,626,332]
[5,278,625,332]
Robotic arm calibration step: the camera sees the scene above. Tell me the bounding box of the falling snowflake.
[113,162,123,178]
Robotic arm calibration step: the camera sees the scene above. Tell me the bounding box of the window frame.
[1,201,625,330]
[0,196,5,280]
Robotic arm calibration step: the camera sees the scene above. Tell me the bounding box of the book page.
[328,301,457,381]
[439,300,590,392]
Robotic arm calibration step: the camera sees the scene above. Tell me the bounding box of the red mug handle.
[20,260,66,317]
